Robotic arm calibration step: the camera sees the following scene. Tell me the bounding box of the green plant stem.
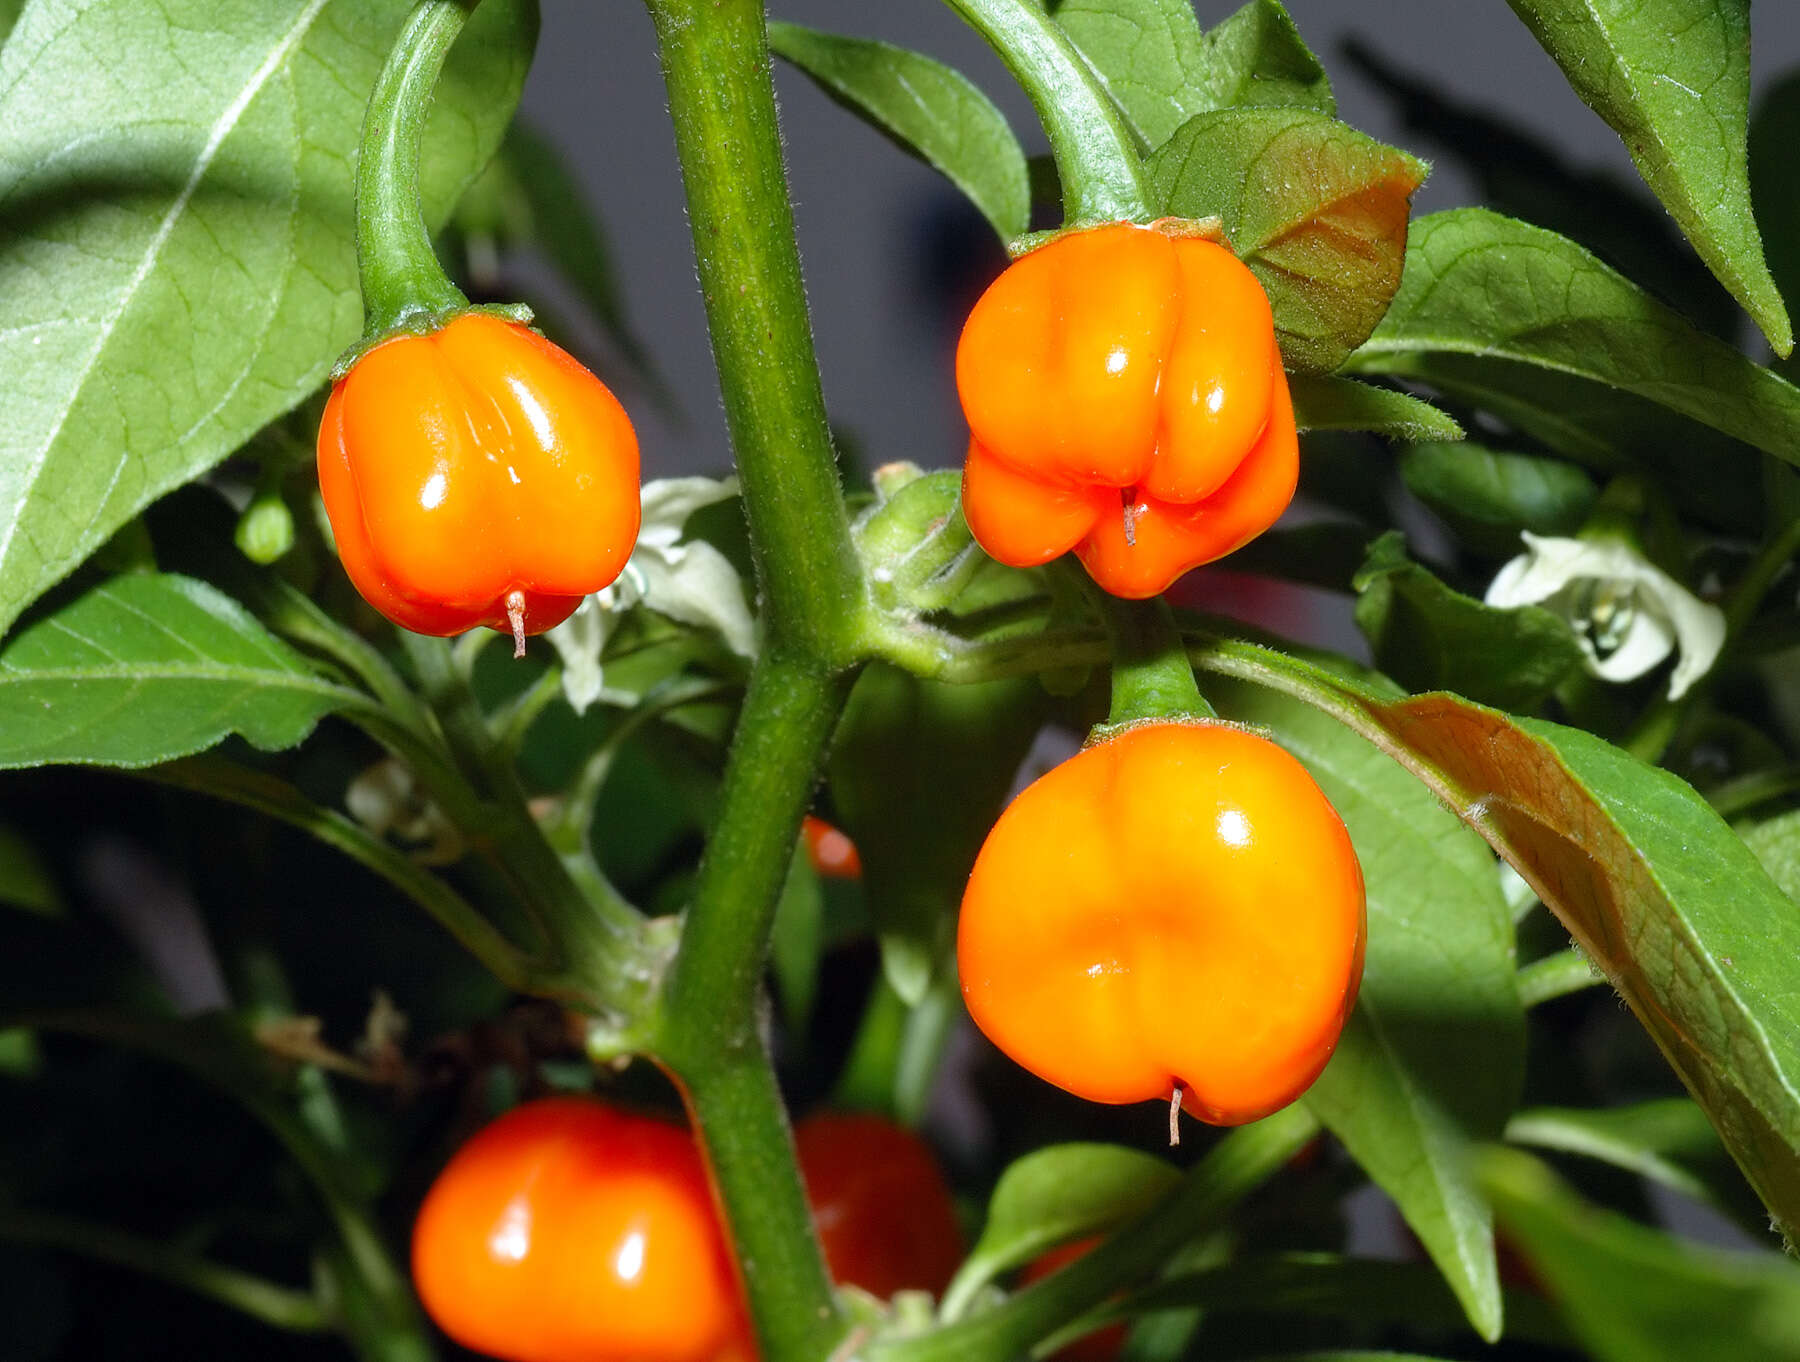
[356,0,474,334]
[1097,591,1215,728]
[1518,948,1608,1008]
[141,756,537,996]
[834,969,960,1128]
[877,1106,1319,1362]
[942,0,1151,228]
[401,636,651,1015]
[644,0,863,656]
[652,655,849,1362]
[0,1211,328,1332]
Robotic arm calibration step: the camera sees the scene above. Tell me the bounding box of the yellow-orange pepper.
[317,313,640,651]
[957,224,1297,599]
[958,722,1364,1126]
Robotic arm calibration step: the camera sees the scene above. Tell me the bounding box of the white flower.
[1484,532,1724,700]
[345,758,465,865]
[546,477,757,714]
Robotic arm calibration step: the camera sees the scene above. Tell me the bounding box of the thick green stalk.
[356,0,474,334]
[642,2,873,1356]
[1097,592,1215,729]
[645,0,864,655]
[656,654,849,1362]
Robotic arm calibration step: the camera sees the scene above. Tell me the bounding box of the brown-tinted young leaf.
[1148,107,1426,372]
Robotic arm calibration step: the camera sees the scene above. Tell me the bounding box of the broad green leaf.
[1352,532,1585,711]
[1289,375,1462,442]
[1380,355,1764,535]
[1742,806,1800,902]
[1348,210,1800,469]
[769,20,1030,243]
[1506,1100,1769,1234]
[828,666,1043,1005]
[0,0,537,637]
[0,573,364,769]
[1215,678,1521,1341]
[1504,0,1789,356]
[1148,107,1426,372]
[1398,442,1597,557]
[0,824,60,916]
[943,1143,1181,1317]
[1050,0,1332,150]
[1480,1147,1800,1361]
[1345,38,1738,342]
[1194,638,1800,1245]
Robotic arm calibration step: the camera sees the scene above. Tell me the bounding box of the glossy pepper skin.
[410,1098,747,1362]
[958,722,1365,1125]
[794,1111,964,1299]
[318,312,640,645]
[957,224,1297,599]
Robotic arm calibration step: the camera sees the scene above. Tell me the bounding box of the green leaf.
[1347,210,1800,469]
[1197,639,1800,1244]
[1344,39,1739,343]
[1398,443,1598,557]
[1751,73,1800,372]
[1213,678,1522,1342]
[1742,805,1800,902]
[1479,1147,1800,1362]
[828,666,1043,1005]
[945,1143,1181,1316]
[1378,355,1764,535]
[0,573,365,769]
[0,0,537,637]
[1352,532,1585,710]
[769,20,1030,243]
[1148,107,1426,372]
[1505,1100,1769,1234]
[1049,0,1332,151]
[0,0,22,46]
[1289,375,1462,442]
[1504,0,1789,356]
[0,824,60,916]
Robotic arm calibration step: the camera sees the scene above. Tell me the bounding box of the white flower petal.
[634,541,758,657]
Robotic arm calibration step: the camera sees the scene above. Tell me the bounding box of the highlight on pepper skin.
[956,223,1298,599]
[957,721,1366,1127]
[317,311,642,655]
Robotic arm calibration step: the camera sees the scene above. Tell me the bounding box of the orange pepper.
[411,1098,748,1362]
[958,722,1364,1125]
[801,815,863,880]
[956,224,1297,599]
[794,1111,964,1299]
[317,313,640,651]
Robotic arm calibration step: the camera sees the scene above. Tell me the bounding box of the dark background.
[514,1,1800,482]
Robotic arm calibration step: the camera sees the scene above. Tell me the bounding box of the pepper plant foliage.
[3,0,1800,1358]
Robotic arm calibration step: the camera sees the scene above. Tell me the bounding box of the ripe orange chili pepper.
[1019,1238,1126,1362]
[958,722,1364,1126]
[411,1097,747,1362]
[318,312,640,653]
[956,223,1297,599]
[801,815,863,880]
[794,1111,964,1298]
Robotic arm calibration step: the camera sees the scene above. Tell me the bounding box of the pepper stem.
[505,590,527,659]
[1092,590,1216,731]
[356,0,477,338]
